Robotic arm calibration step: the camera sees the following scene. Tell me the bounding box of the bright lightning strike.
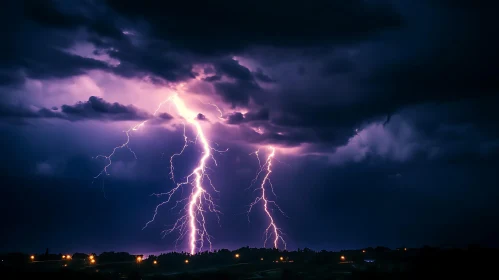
[93,93,225,255]
[248,146,287,250]
[142,94,226,255]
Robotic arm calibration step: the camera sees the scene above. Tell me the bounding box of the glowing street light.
[136,256,142,263]
[235,253,240,258]
[30,255,35,261]
[66,255,71,259]
[185,259,189,264]
[404,248,407,251]
[280,256,284,261]
[260,258,264,261]
[62,255,66,259]
[362,250,366,253]
[153,260,158,265]
[340,255,346,261]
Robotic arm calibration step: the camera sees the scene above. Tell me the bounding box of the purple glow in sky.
[1,0,499,253]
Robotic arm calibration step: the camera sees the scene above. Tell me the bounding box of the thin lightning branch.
[142,94,225,255]
[206,102,224,120]
[169,122,188,183]
[93,97,174,179]
[93,93,225,255]
[247,146,287,250]
[195,97,225,120]
[93,121,145,179]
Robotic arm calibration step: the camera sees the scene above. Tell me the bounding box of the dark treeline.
[1,245,499,279]
[0,246,386,266]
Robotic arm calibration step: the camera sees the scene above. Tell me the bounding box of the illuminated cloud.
[328,118,424,165]
[0,96,173,123]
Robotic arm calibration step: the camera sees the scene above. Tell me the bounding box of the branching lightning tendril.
[248,146,287,249]
[93,98,173,179]
[94,93,226,255]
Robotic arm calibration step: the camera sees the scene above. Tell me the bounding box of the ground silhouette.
[1,245,497,279]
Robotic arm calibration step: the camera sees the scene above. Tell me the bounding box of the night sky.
[1,0,499,255]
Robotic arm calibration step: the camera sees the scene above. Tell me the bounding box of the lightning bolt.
[248,146,287,249]
[93,93,225,255]
[93,97,173,179]
[142,93,226,255]
[195,97,225,120]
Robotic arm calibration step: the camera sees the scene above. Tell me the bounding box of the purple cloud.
[0,96,174,124]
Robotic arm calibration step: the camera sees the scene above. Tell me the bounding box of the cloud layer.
[0,0,497,165]
[0,96,173,123]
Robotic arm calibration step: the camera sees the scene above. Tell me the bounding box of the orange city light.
[66,255,71,259]
[90,259,96,264]
[362,250,366,253]
[89,255,94,260]
[30,255,35,260]
[153,260,158,265]
[340,255,346,261]
[62,255,66,259]
[235,253,240,258]
[136,256,142,262]
[185,259,189,264]
[280,256,284,261]
[260,258,264,261]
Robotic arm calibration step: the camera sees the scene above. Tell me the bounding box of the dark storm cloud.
[0,0,125,86]
[157,113,174,121]
[213,58,254,82]
[23,0,125,40]
[210,0,499,154]
[209,58,274,86]
[252,69,275,83]
[351,0,499,121]
[226,108,269,124]
[0,97,173,123]
[226,112,244,124]
[104,42,195,83]
[2,0,497,162]
[321,56,355,76]
[203,75,222,82]
[0,103,62,119]
[213,81,261,108]
[23,0,83,29]
[0,0,195,87]
[212,121,314,147]
[104,0,402,54]
[196,113,207,121]
[205,58,274,107]
[0,22,110,86]
[60,96,151,121]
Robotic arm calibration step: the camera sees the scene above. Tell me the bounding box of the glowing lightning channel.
[143,93,226,255]
[248,146,287,249]
[195,97,225,120]
[93,97,174,179]
[93,122,143,179]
